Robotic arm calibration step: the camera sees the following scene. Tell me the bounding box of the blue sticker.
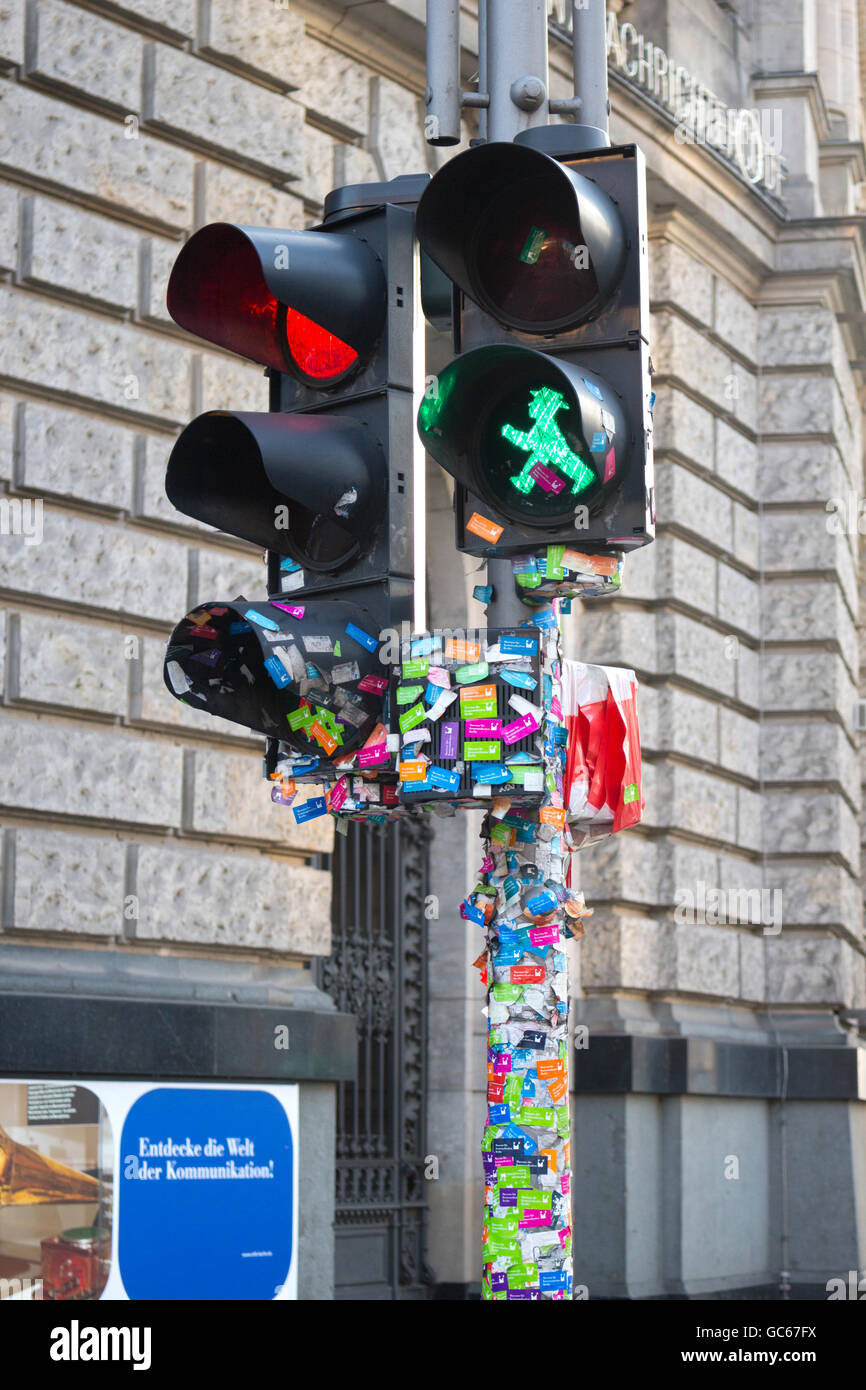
[583,377,604,400]
[521,1077,536,1099]
[291,756,319,775]
[502,1123,538,1155]
[503,874,520,900]
[264,656,292,689]
[494,945,523,967]
[553,953,567,971]
[119,1088,293,1301]
[429,766,460,792]
[526,890,557,916]
[500,634,538,656]
[402,776,436,794]
[488,1104,511,1125]
[423,681,440,706]
[590,430,607,452]
[516,824,537,844]
[539,1271,569,1292]
[500,669,538,691]
[473,585,493,605]
[510,1050,534,1069]
[552,725,568,745]
[472,764,513,785]
[530,608,557,630]
[280,557,301,572]
[411,635,441,657]
[462,899,485,927]
[245,608,280,631]
[293,796,327,823]
[345,622,378,652]
[229,621,252,635]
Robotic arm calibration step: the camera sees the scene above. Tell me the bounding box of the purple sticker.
[440,721,459,759]
[272,603,305,619]
[530,463,567,494]
[490,1272,508,1292]
[498,1188,518,1208]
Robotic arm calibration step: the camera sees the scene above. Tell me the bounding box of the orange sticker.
[459,684,496,702]
[445,638,481,662]
[562,549,620,577]
[539,806,567,829]
[467,512,503,544]
[546,1077,568,1104]
[186,608,212,628]
[309,721,338,756]
[540,1147,558,1175]
[536,1059,565,1080]
[399,760,427,781]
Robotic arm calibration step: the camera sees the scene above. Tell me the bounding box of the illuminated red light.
[285,306,358,381]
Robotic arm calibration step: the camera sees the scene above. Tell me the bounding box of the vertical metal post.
[570,0,610,140]
[425,0,462,146]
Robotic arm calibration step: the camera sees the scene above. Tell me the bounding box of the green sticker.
[402,658,429,679]
[518,1106,555,1129]
[460,697,498,719]
[503,1076,522,1108]
[464,740,502,762]
[399,702,427,734]
[498,1165,531,1187]
[395,683,425,706]
[623,783,639,804]
[287,706,315,731]
[556,1105,570,1138]
[547,544,565,581]
[519,225,547,265]
[487,1215,519,1235]
[490,823,514,845]
[456,661,489,684]
[507,1272,538,1290]
[517,1188,552,1211]
[516,572,544,589]
[492,983,524,1003]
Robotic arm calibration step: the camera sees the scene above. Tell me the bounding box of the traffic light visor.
[166,223,386,384]
[166,410,386,569]
[418,345,627,528]
[415,144,626,333]
[164,598,385,751]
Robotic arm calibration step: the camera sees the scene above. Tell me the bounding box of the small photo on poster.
[0,1081,112,1302]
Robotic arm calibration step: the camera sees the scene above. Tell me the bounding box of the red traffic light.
[166,222,386,385]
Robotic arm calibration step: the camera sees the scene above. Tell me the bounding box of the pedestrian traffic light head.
[167,222,386,386]
[415,142,627,333]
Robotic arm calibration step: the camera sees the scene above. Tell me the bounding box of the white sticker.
[303,635,333,654]
[331,661,360,684]
[523,770,544,791]
[280,568,305,593]
[166,660,191,695]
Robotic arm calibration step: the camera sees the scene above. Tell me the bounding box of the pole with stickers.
[421,0,654,1298]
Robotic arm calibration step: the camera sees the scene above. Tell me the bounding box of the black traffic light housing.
[161,176,428,771]
[415,138,654,559]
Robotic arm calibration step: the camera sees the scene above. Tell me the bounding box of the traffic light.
[161,176,428,771]
[415,139,654,558]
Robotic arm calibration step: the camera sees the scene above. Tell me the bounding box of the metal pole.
[485,0,550,144]
[425,0,462,146]
[484,0,550,628]
[571,0,610,140]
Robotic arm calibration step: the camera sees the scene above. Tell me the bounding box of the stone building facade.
[0,0,865,1299]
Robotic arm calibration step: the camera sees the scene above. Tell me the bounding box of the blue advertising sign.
[118,1087,293,1301]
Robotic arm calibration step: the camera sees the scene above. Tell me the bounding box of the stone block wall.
[0,0,433,960]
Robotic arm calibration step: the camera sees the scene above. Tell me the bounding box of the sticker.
[529,924,560,947]
[272,602,305,620]
[426,666,451,689]
[280,568,305,593]
[399,760,428,781]
[590,430,607,452]
[445,639,482,663]
[464,740,501,762]
[472,764,512,785]
[466,514,503,544]
[287,706,315,732]
[293,796,327,823]
[429,766,460,792]
[426,687,458,722]
[264,656,292,689]
[529,463,566,494]
[331,661,360,684]
[623,783,639,804]
[356,742,389,768]
[526,890,557,916]
[244,608,280,631]
[500,669,538,691]
[401,658,428,680]
[500,635,537,657]
[604,447,616,482]
[456,661,489,684]
[538,806,566,829]
[464,718,502,738]
[546,545,565,581]
[398,702,426,734]
[327,777,349,812]
[355,672,389,695]
[440,722,459,759]
[502,713,539,745]
[396,684,425,706]
[510,965,545,985]
[460,697,497,719]
[583,377,604,401]
[309,720,338,756]
[345,623,378,652]
[519,225,547,264]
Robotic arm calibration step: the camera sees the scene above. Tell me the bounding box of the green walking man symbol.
[501,386,595,495]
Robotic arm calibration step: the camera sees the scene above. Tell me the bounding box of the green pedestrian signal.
[500,388,596,497]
